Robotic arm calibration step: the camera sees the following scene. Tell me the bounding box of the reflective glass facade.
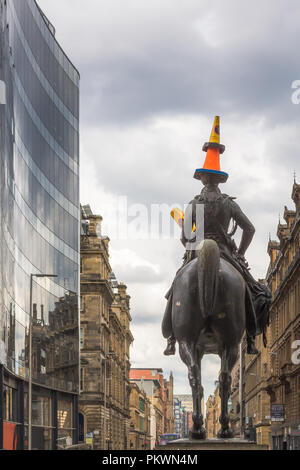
[0,0,80,449]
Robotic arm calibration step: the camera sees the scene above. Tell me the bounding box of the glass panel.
[57,398,72,429]
[1,0,80,409]
[3,385,18,422]
[32,394,52,427]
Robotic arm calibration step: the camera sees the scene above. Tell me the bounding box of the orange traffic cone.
[194,116,228,183]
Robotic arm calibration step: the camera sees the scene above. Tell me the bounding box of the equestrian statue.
[162,116,271,439]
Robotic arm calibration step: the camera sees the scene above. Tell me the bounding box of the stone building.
[229,180,300,449]
[128,382,151,450]
[109,282,134,449]
[230,331,271,446]
[229,348,242,437]
[205,395,215,438]
[205,384,221,438]
[129,368,174,446]
[242,331,272,447]
[149,400,157,449]
[174,395,193,415]
[173,394,197,437]
[165,373,175,434]
[265,180,300,450]
[79,205,133,450]
[174,397,183,436]
[153,384,164,445]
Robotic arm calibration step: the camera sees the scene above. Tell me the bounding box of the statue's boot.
[245,284,259,354]
[164,335,176,356]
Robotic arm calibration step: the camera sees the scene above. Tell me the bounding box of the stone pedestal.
[156,438,268,451]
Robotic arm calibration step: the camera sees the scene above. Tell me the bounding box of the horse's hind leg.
[179,341,206,439]
[217,346,238,438]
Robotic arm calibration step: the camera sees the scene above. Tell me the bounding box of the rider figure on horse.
[162,117,272,356]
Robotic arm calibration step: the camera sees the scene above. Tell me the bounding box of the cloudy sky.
[39,0,300,403]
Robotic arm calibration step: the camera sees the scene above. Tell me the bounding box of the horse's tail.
[197,239,220,318]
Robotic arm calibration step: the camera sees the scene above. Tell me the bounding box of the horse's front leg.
[179,341,206,439]
[217,346,238,438]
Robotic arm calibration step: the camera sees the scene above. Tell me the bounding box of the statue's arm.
[180,200,195,247]
[231,201,255,257]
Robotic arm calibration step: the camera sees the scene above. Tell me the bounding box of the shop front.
[0,364,78,450]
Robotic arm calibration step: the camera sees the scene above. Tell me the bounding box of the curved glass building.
[0,0,80,449]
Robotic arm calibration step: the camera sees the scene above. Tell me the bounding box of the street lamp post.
[103,352,115,449]
[28,273,57,451]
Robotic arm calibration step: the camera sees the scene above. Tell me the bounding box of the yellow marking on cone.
[209,116,220,144]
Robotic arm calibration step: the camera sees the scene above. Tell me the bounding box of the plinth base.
[156,438,268,451]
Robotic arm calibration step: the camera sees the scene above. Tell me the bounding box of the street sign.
[271,404,285,422]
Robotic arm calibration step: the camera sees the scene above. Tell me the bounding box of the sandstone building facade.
[205,384,221,438]
[129,368,174,446]
[265,181,300,450]
[230,181,300,450]
[79,205,133,450]
[174,394,197,437]
[129,382,151,450]
[164,372,175,435]
[233,334,272,446]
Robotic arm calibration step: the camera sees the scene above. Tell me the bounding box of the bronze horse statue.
[171,238,245,439]
[162,117,271,439]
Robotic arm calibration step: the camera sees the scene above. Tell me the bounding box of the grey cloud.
[39,0,300,126]
[37,0,300,397]
[112,264,165,284]
[132,315,162,325]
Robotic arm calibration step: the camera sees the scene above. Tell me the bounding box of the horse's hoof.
[189,428,206,440]
[217,428,234,439]
[163,347,175,356]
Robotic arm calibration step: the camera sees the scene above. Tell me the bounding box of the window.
[68,343,74,361]
[57,398,72,430]
[80,367,84,392]
[139,397,145,412]
[32,394,51,427]
[3,386,18,422]
[139,417,144,432]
